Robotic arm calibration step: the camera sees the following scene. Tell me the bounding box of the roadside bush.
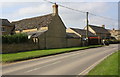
[2,33,28,44]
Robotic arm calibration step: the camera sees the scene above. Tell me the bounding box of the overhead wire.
[43,0,118,21]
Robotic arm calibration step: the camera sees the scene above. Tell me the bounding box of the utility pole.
[86,12,89,46]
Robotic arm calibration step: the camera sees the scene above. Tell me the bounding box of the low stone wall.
[89,39,100,45]
[67,38,81,47]
[2,43,38,53]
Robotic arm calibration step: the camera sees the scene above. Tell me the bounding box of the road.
[2,44,118,75]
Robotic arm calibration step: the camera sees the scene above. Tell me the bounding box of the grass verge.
[88,50,119,75]
[1,45,102,63]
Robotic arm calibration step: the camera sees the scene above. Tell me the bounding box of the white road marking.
[78,48,117,75]
[3,51,82,67]
[3,45,118,75]
[25,61,61,73]
[3,52,83,74]
[24,53,84,73]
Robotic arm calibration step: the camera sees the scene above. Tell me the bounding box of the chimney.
[113,28,115,32]
[52,3,58,15]
[113,28,115,30]
[102,25,105,28]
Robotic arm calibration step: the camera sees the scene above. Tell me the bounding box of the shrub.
[2,33,28,44]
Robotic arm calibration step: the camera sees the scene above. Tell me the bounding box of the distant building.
[84,25,111,39]
[12,3,67,49]
[0,19,15,35]
[66,28,99,45]
[108,28,120,40]
[67,28,96,38]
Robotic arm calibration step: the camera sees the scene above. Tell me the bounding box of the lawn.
[1,45,102,63]
[88,50,119,75]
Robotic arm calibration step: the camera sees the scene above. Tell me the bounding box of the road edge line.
[78,49,117,75]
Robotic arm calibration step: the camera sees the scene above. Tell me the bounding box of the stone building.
[67,28,96,38]
[66,28,98,45]
[12,3,67,49]
[84,25,111,40]
[0,19,15,35]
[108,28,120,40]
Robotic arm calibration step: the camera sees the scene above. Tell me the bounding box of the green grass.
[88,50,119,75]
[1,45,102,63]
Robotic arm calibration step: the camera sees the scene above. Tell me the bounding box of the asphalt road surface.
[2,44,118,75]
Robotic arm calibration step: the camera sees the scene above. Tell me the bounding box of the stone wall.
[67,38,81,47]
[2,43,38,53]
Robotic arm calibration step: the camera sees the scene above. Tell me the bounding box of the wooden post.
[86,12,89,46]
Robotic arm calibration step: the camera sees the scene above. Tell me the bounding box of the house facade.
[0,19,15,35]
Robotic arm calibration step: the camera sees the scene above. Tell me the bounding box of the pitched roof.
[70,28,96,37]
[27,30,47,38]
[108,29,120,35]
[12,14,54,31]
[0,19,14,26]
[67,33,80,38]
[89,25,110,34]
[114,30,120,35]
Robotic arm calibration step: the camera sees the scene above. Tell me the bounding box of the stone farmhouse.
[12,3,67,49]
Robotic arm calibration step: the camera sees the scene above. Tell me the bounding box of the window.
[1,27,5,32]
[33,38,38,43]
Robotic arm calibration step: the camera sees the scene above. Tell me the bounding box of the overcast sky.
[0,0,119,29]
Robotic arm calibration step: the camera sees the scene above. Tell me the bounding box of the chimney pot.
[113,28,115,30]
[52,3,58,15]
[102,25,105,28]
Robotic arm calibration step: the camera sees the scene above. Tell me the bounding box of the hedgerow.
[2,33,28,44]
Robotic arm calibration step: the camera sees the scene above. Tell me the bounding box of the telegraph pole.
[86,12,89,46]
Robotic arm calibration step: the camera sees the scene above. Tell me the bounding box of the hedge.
[2,33,28,44]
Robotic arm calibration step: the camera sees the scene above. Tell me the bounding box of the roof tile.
[12,14,53,31]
